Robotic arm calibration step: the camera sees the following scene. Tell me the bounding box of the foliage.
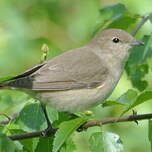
[0,0,152,152]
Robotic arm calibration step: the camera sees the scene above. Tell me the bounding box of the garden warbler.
[0,29,144,112]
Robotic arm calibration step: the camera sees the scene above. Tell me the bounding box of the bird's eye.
[112,37,120,43]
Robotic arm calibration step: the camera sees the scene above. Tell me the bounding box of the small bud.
[41,44,49,63]
[82,110,94,116]
[41,43,49,54]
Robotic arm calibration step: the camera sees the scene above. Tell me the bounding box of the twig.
[0,113,18,125]
[131,13,152,36]
[8,113,152,140]
[9,131,44,140]
[8,128,57,140]
[82,113,152,129]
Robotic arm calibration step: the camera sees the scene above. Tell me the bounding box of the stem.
[8,113,152,140]
[131,13,152,36]
[82,113,152,129]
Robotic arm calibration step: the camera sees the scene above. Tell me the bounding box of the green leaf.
[35,137,53,152]
[18,102,45,131]
[102,101,125,107]
[46,106,59,124]
[100,3,128,21]
[0,95,13,111]
[85,126,102,138]
[60,137,76,152]
[0,75,15,83]
[149,120,152,151]
[98,3,137,31]
[126,34,152,91]
[53,117,87,152]
[103,89,138,107]
[88,129,123,152]
[89,132,104,152]
[122,90,152,114]
[0,134,16,152]
[117,89,138,105]
[94,3,129,33]
[149,13,152,24]
[107,15,137,30]
[104,89,152,114]
[53,112,74,127]
[20,139,33,152]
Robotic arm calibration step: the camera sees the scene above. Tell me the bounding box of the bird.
[0,29,144,113]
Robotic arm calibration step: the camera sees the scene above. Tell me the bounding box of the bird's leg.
[41,103,52,128]
[40,103,56,137]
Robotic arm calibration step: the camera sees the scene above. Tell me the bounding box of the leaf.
[53,112,74,127]
[149,120,152,151]
[102,101,125,107]
[0,75,15,83]
[104,89,152,114]
[85,126,102,138]
[100,3,128,21]
[32,138,40,152]
[20,139,34,152]
[35,137,53,152]
[46,106,59,124]
[18,102,45,131]
[89,132,104,152]
[149,13,152,24]
[117,89,138,105]
[123,90,152,114]
[103,89,138,107]
[60,137,76,152]
[107,15,137,30]
[0,95,14,111]
[53,118,86,152]
[87,128,123,152]
[93,3,129,35]
[0,134,16,152]
[126,34,152,91]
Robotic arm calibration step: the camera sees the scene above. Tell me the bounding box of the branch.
[131,13,152,36]
[8,113,152,140]
[8,128,57,140]
[82,113,152,129]
[0,113,18,125]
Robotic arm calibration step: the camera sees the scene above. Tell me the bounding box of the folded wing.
[6,46,109,91]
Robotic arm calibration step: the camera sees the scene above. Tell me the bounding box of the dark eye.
[112,37,120,43]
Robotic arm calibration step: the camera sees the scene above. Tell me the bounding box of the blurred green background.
[0,0,152,151]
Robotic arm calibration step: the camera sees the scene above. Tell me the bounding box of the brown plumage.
[0,29,144,112]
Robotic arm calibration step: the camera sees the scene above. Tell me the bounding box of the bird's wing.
[7,46,109,91]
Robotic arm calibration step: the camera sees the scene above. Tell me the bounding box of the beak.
[130,40,144,46]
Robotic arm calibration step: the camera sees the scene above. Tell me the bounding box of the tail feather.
[0,62,45,90]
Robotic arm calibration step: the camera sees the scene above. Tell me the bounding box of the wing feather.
[6,46,109,91]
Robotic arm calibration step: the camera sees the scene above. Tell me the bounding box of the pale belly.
[37,77,119,112]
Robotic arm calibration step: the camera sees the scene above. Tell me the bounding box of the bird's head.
[91,29,144,60]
